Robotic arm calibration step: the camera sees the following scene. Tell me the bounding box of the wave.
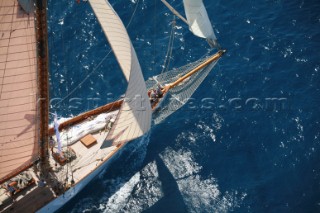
[95,147,246,213]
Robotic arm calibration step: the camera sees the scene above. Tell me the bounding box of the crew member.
[7,184,16,196]
[149,89,157,104]
[156,84,163,98]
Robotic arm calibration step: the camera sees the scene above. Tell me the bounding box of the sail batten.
[89,0,151,146]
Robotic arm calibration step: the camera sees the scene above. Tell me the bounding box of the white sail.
[89,0,151,146]
[183,0,217,46]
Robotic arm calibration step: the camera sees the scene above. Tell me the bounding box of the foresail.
[183,0,217,47]
[89,0,131,81]
[89,0,151,146]
[0,0,38,182]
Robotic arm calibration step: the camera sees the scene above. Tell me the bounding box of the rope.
[146,50,218,124]
[53,0,141,108]
[72,149,102,172]
[153,0,157,79]
[52,51,112,108]
[161,16,176,74]
[126,0,140,29]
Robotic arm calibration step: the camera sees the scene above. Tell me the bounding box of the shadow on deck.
[3,186,55,213]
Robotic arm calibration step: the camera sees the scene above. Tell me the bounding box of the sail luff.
[88,0,151,146]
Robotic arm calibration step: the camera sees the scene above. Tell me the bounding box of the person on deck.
[156,84,163,98]
[7,184,15,196]
[149,89,157,104]
[49,136,55,154]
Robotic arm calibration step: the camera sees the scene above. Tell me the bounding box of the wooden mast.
[165,50,226,91]
[35,0,50,163]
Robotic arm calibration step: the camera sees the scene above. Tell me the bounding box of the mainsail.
[88,0,152,146]
[0,0,38,182]
[183,0,218,48]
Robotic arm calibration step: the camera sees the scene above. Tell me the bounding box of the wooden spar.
[161,0,188,25]
[150,50,226,110]
[35,0,50,162]
[165,50,226,91]
[48,100,123,136]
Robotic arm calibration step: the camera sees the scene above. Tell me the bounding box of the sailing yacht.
[0,0,225,212]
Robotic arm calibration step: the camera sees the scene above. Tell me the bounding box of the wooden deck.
[1,112,120,212]
[3,186,55,213]
[49,123,117,185]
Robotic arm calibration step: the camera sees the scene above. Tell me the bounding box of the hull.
[37,143,124,213]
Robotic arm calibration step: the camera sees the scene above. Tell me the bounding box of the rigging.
[161,15,176,74]
[53,0,141,108]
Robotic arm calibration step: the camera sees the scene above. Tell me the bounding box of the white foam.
[101,160,163,213]
[180,114,223,144]
[102,173,141,212]
[68,197,98,213]
[95,146,246,212]
[293,117,304,142]
[159,147,246,212]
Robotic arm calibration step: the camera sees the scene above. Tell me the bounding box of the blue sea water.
[47,0,320,212]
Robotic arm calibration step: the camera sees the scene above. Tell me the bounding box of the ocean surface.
[47,0,320,212]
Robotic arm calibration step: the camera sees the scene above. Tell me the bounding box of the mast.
[35,0,50,163]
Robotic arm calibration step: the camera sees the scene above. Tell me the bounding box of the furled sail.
[183,0,218,48]
[88,0,152,146]
[0,0,39,182]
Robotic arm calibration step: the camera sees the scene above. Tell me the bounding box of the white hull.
[37,145,124,213]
